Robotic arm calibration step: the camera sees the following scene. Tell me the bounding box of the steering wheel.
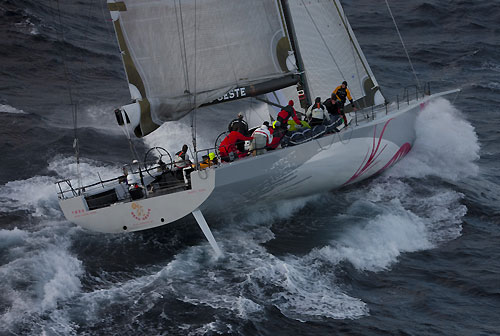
[143,147,172,178]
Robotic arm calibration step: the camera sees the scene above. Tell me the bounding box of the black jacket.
[323,98,340,115]
[228,118,249,135]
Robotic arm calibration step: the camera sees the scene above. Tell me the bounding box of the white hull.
[59,91,455,234]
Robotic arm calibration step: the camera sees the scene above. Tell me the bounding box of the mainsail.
[282,0,385,109]
[108,0,298,136]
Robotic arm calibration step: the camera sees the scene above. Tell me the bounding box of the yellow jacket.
[333,85,353,104]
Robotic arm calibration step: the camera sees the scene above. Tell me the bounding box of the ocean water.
[1,0,499,335]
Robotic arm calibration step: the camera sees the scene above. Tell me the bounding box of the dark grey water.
[1,0,499,335]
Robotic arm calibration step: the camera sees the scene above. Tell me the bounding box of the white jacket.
[252,125,273,145]
[307,103,330,121]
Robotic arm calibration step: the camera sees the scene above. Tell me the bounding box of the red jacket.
[267,127,282,149]
[219,131,253,157]
[277,104,301,126]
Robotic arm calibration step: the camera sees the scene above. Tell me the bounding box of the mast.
[279,0,312,107]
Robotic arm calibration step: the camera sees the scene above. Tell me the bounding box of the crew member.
[250,121,273,156]
[227,112,249,152]
[199,152,218,169]
[173,144,193,180]
[267,121,284,150]
[323,93,347,128]
[218,131,253,162]
[277,100,302,131]
[228,112,249,135]
[333,81,357,113]
[306,97,331,127]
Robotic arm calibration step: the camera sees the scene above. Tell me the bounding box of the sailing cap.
[288,100,294,106]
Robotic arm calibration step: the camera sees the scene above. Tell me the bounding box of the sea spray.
[389,98,480,180]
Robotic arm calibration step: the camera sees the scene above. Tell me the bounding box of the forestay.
[284,0,385,108]
[108,0,297,136]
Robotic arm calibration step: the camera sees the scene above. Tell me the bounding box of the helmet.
[288,100,294,106]
[209,152,215,161]
[273,120,281,128]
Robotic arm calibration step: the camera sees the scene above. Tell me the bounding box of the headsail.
[108,0,298,137]
[282,0,385,110]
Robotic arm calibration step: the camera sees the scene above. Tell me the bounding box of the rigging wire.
[349,39,365,108]
[99,1,140,161]
[118,110,140,161]
[51,0,82,193]
[298,0,363,106]
[299,0,346,82]
[384,0,421,91]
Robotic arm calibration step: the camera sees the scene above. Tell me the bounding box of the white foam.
[0,104,26,114]
[14,17,39,35]
[79,104,121,131]
[389,98,480,181]
[142,99,270,159]
[158,196,369,322]
[0,175,61,218]
[0,226,83,330]
[0,155,123,218]
[314,200,432,272]
[48,155,123,184]
[255,256,369,320]
[486,82,500,91]
[0,228,28,249]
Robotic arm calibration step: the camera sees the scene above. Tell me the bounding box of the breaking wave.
[0,104,27,114]
[389,98,480,181]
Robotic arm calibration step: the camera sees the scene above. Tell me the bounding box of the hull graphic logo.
[131,202,151,221]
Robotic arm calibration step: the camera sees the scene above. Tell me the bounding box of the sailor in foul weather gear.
[125,161,145,199]
[218,131,253,162]
[333,81,357,113]
[267,121,284,150]
[250,121,273,155]
[277,100,302,130]
[228,112,249,135]
[174,144,193,181]
[199,152,218,169]
[306,97,331,127]
[174,144,191,169]
[323,93,347,128]
[228,112,249,152]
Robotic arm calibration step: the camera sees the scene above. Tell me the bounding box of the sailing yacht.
[57,0,458,254]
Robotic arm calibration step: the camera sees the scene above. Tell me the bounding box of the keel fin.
[192,209,222,257]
